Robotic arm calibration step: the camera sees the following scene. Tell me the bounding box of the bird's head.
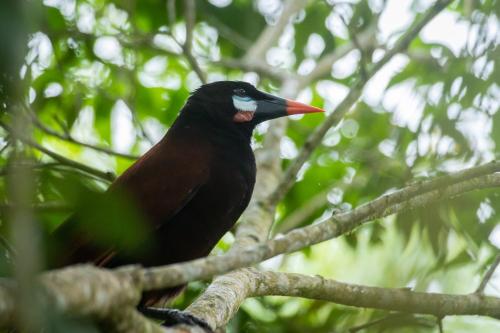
[186,81,323,128]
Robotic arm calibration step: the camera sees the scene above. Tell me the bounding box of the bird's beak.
[253,92,324,123]
[285,99,325,115]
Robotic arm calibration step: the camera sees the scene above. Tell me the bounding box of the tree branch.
[270,0,454,206]
[250,270,500,318]
[0,265,171,333]
[187,266,500,328]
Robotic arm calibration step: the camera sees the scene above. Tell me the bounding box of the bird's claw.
[140,307,213,332]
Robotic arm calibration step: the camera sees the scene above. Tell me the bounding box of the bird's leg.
[139,306,214,333]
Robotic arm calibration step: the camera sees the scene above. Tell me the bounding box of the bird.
[48,81,323,330]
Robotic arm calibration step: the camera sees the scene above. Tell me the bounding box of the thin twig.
[0,140,11,155]
[0,121,115,182]
[181,0,207,84]
[183,0,195,55]
[339,13,369,80]
[166,0,176,28]
[164,0,207,84]
[29,111,139,160]
[437,316,444,333]
[205,15,252,50]
[25,139,115,181]
[475,254,500,295]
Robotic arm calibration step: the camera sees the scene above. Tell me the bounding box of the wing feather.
[50,132,211,268]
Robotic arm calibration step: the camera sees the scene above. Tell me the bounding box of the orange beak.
[286,99,325,115]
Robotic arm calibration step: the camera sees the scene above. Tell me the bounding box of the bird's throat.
[233,110,255,122]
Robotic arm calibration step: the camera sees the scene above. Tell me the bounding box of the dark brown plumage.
[49,81,323,326]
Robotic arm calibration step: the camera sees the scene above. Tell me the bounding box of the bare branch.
[250,270,500,318]
[334,160,500,222]
[187,270,253,329]
[0,265,167,333]
[189,267,500,328]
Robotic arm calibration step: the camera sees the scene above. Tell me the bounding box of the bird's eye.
[233,88,246,97]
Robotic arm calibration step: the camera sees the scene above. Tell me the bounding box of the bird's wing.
[110,137,210,226]
[51,134,211,268]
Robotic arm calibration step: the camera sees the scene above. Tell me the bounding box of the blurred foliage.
[0,0,499,332]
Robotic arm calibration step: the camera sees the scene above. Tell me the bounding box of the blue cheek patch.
[232,95,257,112]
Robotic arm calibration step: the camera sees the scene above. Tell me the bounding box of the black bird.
[50,81,323,329]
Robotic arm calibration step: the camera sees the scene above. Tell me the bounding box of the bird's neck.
[176,104,254,147]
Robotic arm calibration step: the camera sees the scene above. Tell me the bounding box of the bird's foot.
[140,307,213,332]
